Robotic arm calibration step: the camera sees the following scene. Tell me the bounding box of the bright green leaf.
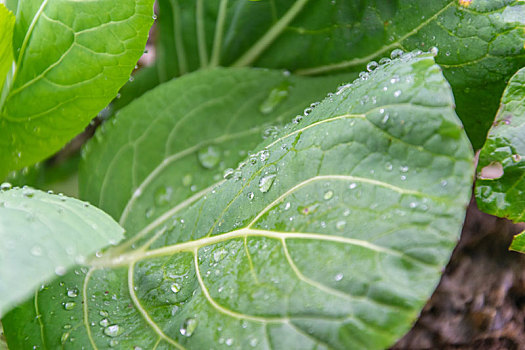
[0,0,155,180]
[0,4,14,97]
[0,186,124,317]
[475,67,525,222]
[156,0,525,148]
[4,54,473,349]
[510,231,525,252]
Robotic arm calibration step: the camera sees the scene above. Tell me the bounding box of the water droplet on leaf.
[104,325,122,337]
[259,81,291,114]
[259,174,276,193]
[198,146,221,169]
[180,318,198,337]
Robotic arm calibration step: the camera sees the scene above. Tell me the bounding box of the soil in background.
[393,198,525,350]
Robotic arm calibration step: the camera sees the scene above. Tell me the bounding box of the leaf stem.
[209,0,229,67]
[196,0,208,68]
[232,0,309,67]
[170,0,188,75]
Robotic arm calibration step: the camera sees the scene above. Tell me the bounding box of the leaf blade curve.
[4,54,473,349]
[0,186,124,318]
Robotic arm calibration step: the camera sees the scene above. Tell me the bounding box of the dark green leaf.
[4,54,473,349]
[0,186,124,317]
[475,67,525,222]
[155,0,525,148]
[0,0,155,180]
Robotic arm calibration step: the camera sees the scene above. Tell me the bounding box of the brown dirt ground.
[393,198,525,350]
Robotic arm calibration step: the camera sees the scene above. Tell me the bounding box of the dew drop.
[323,190,334,200]
[180,318,198,337]
[349,183,357,190]
[359,71,369,81]
[223,168,235,179]
[170,283,181,293]
[430,46,439,56]
[247,192,255,200]
[67,289,78,298]
[104,325,122,338]
[22,188,34,198]
[0,182,12,191]
[336,221,346,230]
[366,61,379,72]
[63,302,76,311]
[61,333,69,344]
[379,57,391,65]
[394,90,402,98]
[512,154,521,162]
[303,107,313,116]
[292,115,303,124]
[99,318,110,327]
[259,81,291,114]
[382,114,390,124]
[259,150,270,162]
[390,49,404,59]
[109,339,119,347]
[198,146,221,169]
[334,273,344,282]
[258,174,276,193]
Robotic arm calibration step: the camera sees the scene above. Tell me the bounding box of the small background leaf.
[476,67,525,222]
[0,187,124,317]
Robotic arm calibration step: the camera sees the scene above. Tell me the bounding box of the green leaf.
[0,186,124,317]
[155,0,525,148]
[475,67,525,222]
[0,4,15,97]
[0,0,155,180]
[4,54,473,349]
[78,67,356,224]
[510,231,525,252]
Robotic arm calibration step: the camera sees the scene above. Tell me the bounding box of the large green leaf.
[476,67,525,222]
[155,0,525,148]
[0,4,14,97]
[4,54,473,349]
[0,186,124,317]
[79,67,356,224]
[0,0,155,180]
